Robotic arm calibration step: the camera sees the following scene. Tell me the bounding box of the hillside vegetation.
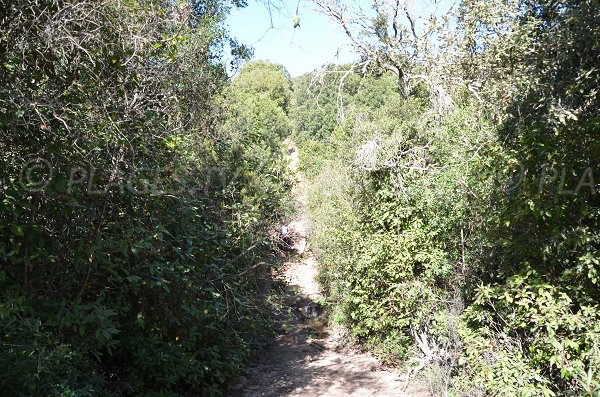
[293,0,600,395]
[1,0,599,396]
[0,2,292,396]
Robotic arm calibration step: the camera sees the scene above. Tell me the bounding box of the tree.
[312,0,455,106]
[231,60,292,112]
[0,1,291,395]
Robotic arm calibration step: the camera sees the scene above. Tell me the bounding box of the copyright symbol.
[20,158,53,192]
[496,160,525,194]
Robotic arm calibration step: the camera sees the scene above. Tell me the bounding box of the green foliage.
[231,60,292,112]
[291,68,343,143]
[2,0,598,395]
[296,78,497,363]
[0,1,291,396]
[450,1,600,394]
[293,1,600,395]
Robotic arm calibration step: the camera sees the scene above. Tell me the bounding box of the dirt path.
[228,142,429,397]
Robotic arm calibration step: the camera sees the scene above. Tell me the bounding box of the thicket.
[293,0,600,395]
[0,1,291,396]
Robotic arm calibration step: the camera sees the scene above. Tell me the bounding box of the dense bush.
[293,0,600,395]
[2,0,598,395]
[0,1,291,396]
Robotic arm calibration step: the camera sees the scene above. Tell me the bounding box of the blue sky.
[226,1,359,77]
[226,0,457,77]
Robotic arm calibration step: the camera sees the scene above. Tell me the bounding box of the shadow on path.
[227,141,429,397]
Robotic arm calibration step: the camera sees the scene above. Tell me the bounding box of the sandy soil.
[227,142,430,397]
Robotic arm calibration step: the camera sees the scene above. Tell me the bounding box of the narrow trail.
[228,141,429,397]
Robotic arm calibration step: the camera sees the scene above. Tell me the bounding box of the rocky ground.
[227,142,430,397]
